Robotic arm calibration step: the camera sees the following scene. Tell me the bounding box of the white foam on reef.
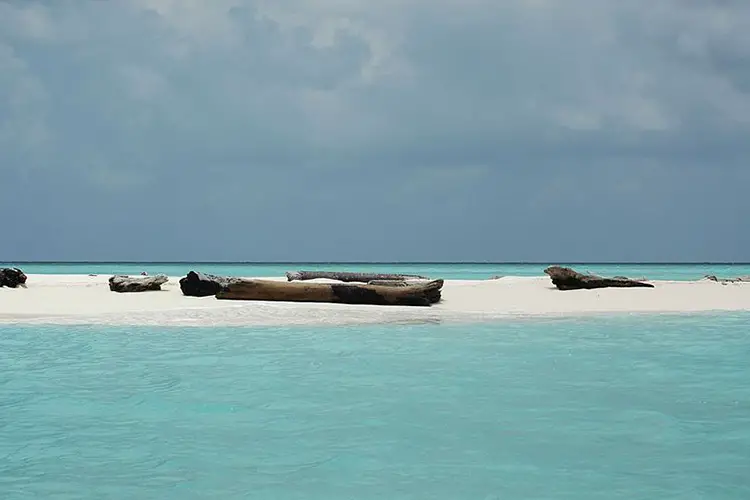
[0,274,749,327]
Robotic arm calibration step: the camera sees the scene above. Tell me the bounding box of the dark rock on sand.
[179,271,240,297]
[0,268,27,288]
[703,275,750,284]
[109,274,168,293]
[544,266,654,291]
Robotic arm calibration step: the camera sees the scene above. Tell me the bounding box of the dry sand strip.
[0,274,749,327]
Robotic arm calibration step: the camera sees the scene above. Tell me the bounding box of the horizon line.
[2,261,750,265]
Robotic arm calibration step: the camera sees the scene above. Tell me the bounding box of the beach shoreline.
[0,274,748,327]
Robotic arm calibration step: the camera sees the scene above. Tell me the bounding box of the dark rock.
[109,274,168,293]
[179,271,240,297]
[703,274,750,284]
[0,268,27,288]
[544,266,654,291]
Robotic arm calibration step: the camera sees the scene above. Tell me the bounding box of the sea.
[4,261,750,281]
[1,263,749,499]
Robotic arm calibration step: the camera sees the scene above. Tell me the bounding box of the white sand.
[0,274,748,327]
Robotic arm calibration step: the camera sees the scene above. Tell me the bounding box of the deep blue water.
[3,262,750,280]
[1,314,749,499]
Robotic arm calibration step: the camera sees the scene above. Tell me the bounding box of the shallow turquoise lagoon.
[1,313,749,499]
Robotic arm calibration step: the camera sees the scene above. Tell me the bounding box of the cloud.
[0,0,748,261]
[0,42,50,167]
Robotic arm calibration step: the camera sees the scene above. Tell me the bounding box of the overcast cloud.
[1,0,748,261]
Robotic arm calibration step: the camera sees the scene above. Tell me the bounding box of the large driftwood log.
[217,279,444,306]
[0,268,27,288]
[109,274,168,293]
[544,266,654,291]
[286,270,429,283]
[179,271,241,297]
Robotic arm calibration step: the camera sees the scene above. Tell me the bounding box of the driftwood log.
[286,270,429,283]
[217,279,444,306]
[366,279,433,287]
[0,268,27,288]
[109,274,168,293]
[544,266,654,291]
[366,279,443,303]
[179,271,240,297]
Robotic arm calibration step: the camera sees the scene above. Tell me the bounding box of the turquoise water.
[3,262,750,280]
[2,314,749,498]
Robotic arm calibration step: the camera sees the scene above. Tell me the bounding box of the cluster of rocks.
[703,275,750,285]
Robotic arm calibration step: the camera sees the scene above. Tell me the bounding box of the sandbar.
[0,274,748,327]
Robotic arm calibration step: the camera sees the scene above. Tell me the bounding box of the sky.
[1,0,749,262]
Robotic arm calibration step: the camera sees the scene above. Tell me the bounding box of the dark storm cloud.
[1,0,748,261]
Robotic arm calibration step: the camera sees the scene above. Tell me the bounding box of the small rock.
[179,271,240,297]
[703,275,749,284]
[0,268,27,288]
[109,274,168,293]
